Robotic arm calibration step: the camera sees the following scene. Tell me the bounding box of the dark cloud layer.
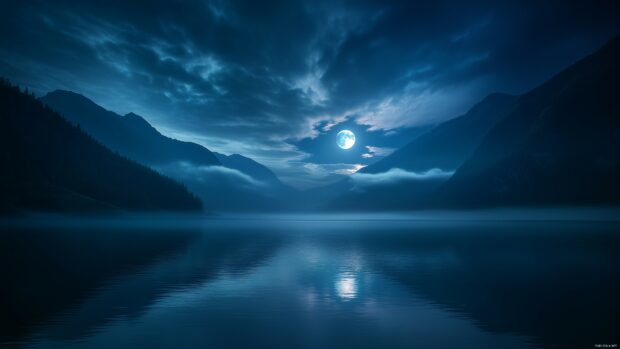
[1,0,619,187]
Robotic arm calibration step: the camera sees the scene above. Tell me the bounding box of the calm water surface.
[1,213,619,348]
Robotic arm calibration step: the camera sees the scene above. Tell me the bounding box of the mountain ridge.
[436,35,620,207]
[0,80,202,213]
[40,91,221,167]
[40,90,293,212]
[361,92,518,174]
[317,92,518,211]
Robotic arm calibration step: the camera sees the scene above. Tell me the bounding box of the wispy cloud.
[333,163,366,175]
[362,145,395,158]
[304,162,366,176]
[350,168,453,189]
[352,82,484,132]
[157,162,265,189]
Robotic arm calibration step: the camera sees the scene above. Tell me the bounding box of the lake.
[1,211,619,348]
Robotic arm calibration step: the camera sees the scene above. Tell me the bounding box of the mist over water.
[1,210,619,348]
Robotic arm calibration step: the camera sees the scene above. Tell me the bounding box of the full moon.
[336,130,356,149]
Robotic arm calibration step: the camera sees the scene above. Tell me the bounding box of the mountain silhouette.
[41,90,294,211]
[361,93,517,174]
[438,35,620,207]
[319,93,517,211]
[0,79,202,213]
[214,153,281,185]
[40,91,220,167]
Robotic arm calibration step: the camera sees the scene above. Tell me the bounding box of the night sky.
[1,0,619,188]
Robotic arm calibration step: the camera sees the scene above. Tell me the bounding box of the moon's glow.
[336,273,357,299]
[337,130,356,149]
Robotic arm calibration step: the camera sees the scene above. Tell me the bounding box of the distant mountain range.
[40,90,292,212]
[326,35,620,210]
[360,93,517,174]
[314,90,517,211]
[437,35,620,207]
[0,80,202,213]
[4,35,619,213]
[41,90,221,167]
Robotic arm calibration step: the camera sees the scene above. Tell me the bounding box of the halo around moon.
[337,130,356,149]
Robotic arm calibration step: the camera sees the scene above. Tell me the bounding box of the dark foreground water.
[1,212,620,349]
